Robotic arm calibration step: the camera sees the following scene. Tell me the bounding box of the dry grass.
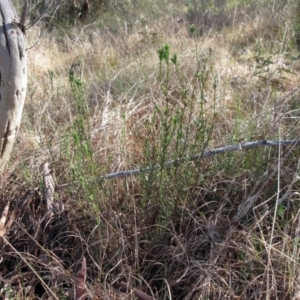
[1,0,300,299]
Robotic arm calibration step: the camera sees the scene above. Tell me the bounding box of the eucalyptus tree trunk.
[0,0,27,172]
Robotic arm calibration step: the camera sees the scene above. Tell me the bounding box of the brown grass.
[1,0,300,299]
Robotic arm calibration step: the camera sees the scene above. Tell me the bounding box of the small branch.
[43,162,55,218]
[0,202,10,237]
[75,256,87,300]
[19,0,30,34]
[57,140,300,188]
[25,0,54,30]
[113,281,155,300]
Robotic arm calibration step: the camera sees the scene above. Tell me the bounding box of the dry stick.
[75,256,87,300]
[19,0,30,34]
[57,139,300,188]
[113,281,155,300]
[43,162,55,218]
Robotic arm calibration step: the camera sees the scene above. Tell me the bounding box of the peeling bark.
[0,0,27,172]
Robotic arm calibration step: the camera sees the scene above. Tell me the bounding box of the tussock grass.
[1,0,300,299]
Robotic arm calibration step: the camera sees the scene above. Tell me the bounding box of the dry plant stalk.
[113,281,155,300]
[43,162,55,217]
[0,202,9,237]
[75,256,87,300]
[0,0,27,172]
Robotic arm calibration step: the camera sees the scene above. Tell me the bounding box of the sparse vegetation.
[1,0,300,299]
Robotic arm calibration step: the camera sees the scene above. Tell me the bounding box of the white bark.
[0,0,27,172]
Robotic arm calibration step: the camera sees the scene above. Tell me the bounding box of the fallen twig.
[57,139,300,188]
[75,256,87,300]
[43,163,55,218]
[113,281,155,300]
